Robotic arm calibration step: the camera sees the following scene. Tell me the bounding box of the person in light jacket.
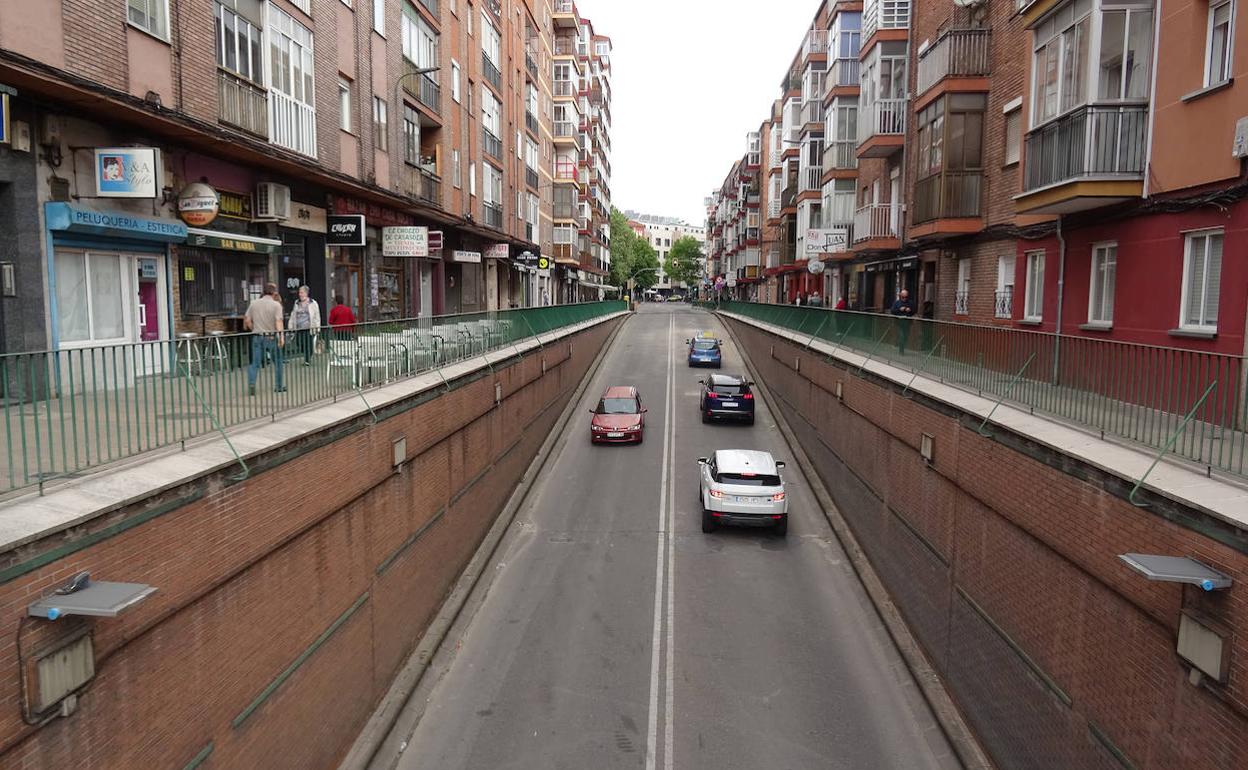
[288,285,322,366]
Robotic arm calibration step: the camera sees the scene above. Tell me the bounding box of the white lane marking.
[663,318,677,770]
[645,313,674,770]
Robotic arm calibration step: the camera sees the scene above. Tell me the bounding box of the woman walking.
[288,285,322,365]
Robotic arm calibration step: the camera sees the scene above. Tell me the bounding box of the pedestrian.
[890,288,916,355]
[834,296,848,310]
[807,291,822,308]
[288,285,321,366]
[244,282,286,396]
[794,293,803,306]
[328,295,357,338]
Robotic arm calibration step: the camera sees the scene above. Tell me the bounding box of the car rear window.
[717,473,781,486]
[693,340,718,351]
[598,397,638,414]
[711,383,743,395]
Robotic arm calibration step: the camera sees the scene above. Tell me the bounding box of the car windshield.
[717,472,781,486]
[711,383,743,395]
[598,397,639,414]
[693,340,718,351]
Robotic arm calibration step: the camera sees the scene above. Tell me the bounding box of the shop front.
[444,249,483,315]
[276,200,328,315]
[484,243,511,311]
[44,202,185,350]
[177,227,283,335]
[860,255,919,312]
[329,197,426,322]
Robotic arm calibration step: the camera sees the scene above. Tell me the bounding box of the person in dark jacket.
[890,289,916,354]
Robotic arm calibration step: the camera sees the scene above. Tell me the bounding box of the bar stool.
[175,332,201,378]
[206,331,231,372]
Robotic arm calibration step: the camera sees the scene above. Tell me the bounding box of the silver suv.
[697,449,788,535]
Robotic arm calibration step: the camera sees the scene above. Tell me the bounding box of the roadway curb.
[337,312,633,770]
[714,310,995,770]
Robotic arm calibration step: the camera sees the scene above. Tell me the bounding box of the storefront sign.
[139,258,158,279]
[805,228,849,257]
[429,231,444,251]
[484,243,509,260]
[382,226,430,257]
[217,189,254,221]
[537,256,551,270]
[327,214,366,246]
[95,148,162,198]
[45,202,187,241]
[285,202,328,233]
[727,277,738,288]
[185,228,281,254]
[864,257,919,274]
[177,183,221,226]
[451,250,482,264]
[330,196,415,227]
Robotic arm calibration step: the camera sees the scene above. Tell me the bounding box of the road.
[390,303,960,770]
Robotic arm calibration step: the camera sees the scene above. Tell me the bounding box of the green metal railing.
[0,302,624,495]
[712,301,1248,479]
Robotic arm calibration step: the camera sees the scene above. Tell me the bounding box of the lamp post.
[626,266,660,310]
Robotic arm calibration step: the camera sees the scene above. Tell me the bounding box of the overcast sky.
[580,0,817,226]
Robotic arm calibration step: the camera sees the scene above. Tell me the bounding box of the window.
[373,96,389,152]
[1181,230,1223,331]
[1096,7,1153,100]
[482,13,502,67]
[483,163,503,206]
[467,3,473,35]
[288,0,311,12]
[128,0,169,38]
[373,0,385,34]
[269,4,317,157]
[215,2,264,83]
[1031,0,1091,125]
[401,5,439,70]
[451,60,461,102]
[402,104,419,164]
[469,160,476,196]
[1207,0,1234,86]
[956,258,971,315]
[339,78,353,132]
[453,149,462,188]
[1088,243,1116,324]
[1004,106,1022,165]
[482,91,501,137]
[1024,251,1045,321]
[55,251,128,343]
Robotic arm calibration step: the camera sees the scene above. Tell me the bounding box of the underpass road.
[393,304,960,770]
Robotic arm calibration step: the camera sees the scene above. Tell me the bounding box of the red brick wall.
[0,317,622,770]
[726,316,1248,770]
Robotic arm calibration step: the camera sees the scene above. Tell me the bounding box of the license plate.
[607,432,624,438]
[721,401,738,407]
[734,495,756,503]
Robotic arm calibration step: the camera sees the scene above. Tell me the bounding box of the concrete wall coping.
[0,312,629,556]
[722,311,1248,535]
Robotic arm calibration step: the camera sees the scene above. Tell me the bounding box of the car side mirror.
[696,379,705,384]
[640,408,648,413]
[697,457,708,464]
[685,339,692,344]
[775,461,786,470]
[748,381,755,386]
[588,409,596,414]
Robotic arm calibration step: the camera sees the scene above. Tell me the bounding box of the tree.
[629,240,661,291]
[664,236,703,288]
[608,207,638,289]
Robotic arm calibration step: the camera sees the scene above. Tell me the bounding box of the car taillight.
[709,490,725,498]
[771,492,786,501]
[743,393,754,400]
[706,392,719,399]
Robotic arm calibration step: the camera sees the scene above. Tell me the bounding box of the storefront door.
[419,261,433,318]
[137,263,160,343]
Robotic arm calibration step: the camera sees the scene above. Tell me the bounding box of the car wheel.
[773,516,788,536]
[701,412,710,424]
[745,416,755,426]
[701,508,717,533]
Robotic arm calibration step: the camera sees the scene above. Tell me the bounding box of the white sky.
[580,0,817,226]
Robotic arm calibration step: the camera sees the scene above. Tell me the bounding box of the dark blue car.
[687,335,722,367]
[699,374,755,425]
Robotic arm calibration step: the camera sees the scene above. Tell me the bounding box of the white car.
[697,449,788,535]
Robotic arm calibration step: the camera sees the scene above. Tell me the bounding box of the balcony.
[526,167,540,189]
[525,51,538,79]
[483,127,503,160]
[484,202,504,230]
[822,139,858,174]
[916,29,991,96]
[218,70,268,138]
[482,52,503,91]
[801,100,825,128]
[828,57,860,89]
[803,29,829,59]
[1017,104,1148,214]
[911,170,982,227]
[417,0,438,15]
[554,79,575,97]
[955,291,969,316]
[525,110,539,134]
[554,0,575,13]
[403,164,443,207]
[801,166,823,192]
[852,203,900,247]
[555,36,577,56]
[768,199,782,219]
[856,97,906,157]
[554,120,576,140]
[402,58,440,114]
[995,287,1013,319]
[270,90,317,158]
[862,0,910,42]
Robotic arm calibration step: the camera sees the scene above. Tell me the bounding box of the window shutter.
[1205,234,1223,324]
[1186,236,1206,326]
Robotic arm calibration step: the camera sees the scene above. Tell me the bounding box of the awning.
[863,255,920,273]
[186,227,284,254]
[580,279,617,290]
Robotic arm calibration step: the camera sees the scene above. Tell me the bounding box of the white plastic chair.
[326,338,361,388]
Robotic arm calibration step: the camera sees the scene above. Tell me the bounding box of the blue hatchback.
[687,336,722,367]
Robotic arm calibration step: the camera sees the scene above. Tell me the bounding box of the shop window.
[178,249,268,318]
[1181,229,1223,331]
[55,251,128,344]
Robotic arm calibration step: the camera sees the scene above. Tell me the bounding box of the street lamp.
[626,266,660,308]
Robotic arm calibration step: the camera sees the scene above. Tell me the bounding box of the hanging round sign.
[807,259,826,275]
[177,182,220,227]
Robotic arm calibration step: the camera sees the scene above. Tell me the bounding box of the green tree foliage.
[608,207,661,291]
[664,236,703,287]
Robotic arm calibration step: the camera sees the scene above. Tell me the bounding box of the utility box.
[1177,611,1230,683]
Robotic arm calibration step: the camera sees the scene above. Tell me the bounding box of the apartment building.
[629,213,705,293]
[708,0,1248,359]
[705,132,763,299]
[0,0,611,354]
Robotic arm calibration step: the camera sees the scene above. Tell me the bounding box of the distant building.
[631,215,707,292]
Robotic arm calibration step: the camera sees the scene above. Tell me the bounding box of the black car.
[698,374,756,425]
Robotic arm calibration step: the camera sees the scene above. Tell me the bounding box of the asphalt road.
[391,303,960,770]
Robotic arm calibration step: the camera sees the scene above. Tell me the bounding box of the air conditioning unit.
[255,182,291,221]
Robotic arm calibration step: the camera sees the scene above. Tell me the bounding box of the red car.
[589,385,647,444]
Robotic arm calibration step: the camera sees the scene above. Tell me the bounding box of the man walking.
[890,288,916,355]
[245,283,286,396]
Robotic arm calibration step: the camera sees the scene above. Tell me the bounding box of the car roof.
[603,385,637,399]
[707,373,747,386]
[713,449,778,475]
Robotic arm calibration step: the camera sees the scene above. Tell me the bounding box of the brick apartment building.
[707,0,1248,360]
[0,0,611,355]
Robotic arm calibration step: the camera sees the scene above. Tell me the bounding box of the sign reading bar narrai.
[382,226,430,257]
